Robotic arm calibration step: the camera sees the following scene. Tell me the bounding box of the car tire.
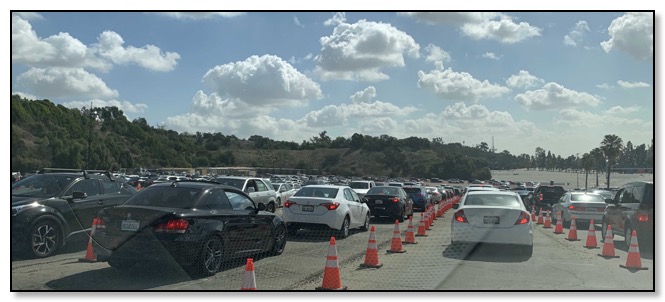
[360,213,370,231]
[270,225,287,256]
[624,224,633,249]
[338,216,350,239]
[397,207,405,223]
[108,256,137,270]
[27,218,62,258]
[266,202,276,213]
[601,220,609,243]
[191,236,223,277]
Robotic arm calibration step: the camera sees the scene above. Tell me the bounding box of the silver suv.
[214,176,278,212]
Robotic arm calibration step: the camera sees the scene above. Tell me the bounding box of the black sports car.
[92,180,287,277]
[362,186,414,222]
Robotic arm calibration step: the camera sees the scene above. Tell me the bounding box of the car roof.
[466,190,518,196]
[149,180,237,191]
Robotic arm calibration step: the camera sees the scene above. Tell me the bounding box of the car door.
[344,188,363,227]
[606,187,629,233]
[400,189,413,214]
[225,190,269,254]
[64,178,105,235]
[621,184,643,231]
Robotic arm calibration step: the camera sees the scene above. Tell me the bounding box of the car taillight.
[284,200,296,208]
[155,219,189,233]
[321,202,340,210]
[392,198,400,203]
[539,194,543,201]
[637,211,649,222]
[417,193,423,197]
[515,211,530,225]
[568,205,576,210]
[453,210,468,223]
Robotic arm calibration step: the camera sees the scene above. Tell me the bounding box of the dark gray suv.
[601,181,653,252]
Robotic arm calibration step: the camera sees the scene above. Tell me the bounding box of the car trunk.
[95,205,184,249]
[287,196,335,215]
[461,206,523,228]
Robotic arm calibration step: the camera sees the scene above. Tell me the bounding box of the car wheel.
[397,207,405,223]
[28,218,62,258]
[270,225,287,256]
[192,236,223,277]
[338,217,350,239]
[624,224,633,249]
[108,257,137,270]
[360,213,370,231]
[601,220,609,243]
[266,202,276,213]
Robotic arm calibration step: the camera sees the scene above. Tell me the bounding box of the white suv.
[349,180,375,199]
[214,176,278,212]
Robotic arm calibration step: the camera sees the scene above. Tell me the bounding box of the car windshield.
[349,182,370,189]
[293,187,338,198]
[10,10,653,293]
[11,174,72,198]
[214,178,245,190]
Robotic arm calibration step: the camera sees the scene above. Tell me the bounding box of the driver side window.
[225,191,255,211]
[65,179,101,197]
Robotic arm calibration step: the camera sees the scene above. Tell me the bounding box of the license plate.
[375,200,383,204]
[588,208,602,211]
[121,219,140,231]
[302,205,314,212]
[484,216,500,224]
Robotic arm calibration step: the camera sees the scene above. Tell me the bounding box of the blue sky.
[10,10,654,157]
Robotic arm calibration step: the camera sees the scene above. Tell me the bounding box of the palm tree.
[581,153,593,190]
[589,148,604,187]
[600,134,624,189]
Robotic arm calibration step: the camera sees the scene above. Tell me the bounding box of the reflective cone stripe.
[361,226,383,268]
[620,230,648,270]
[317,237,347,290]
[543,210,552,228]
[584,219,598,248]
[537,208,544,224]
[554,212,564,234]
[403,216,417,244]
[599,225,619,258]
[566,216,579,241]
[387,220,406,253]
[79,218,98,262]
[240,258,257,290]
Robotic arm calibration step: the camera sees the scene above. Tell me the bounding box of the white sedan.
[451,191,533,256]
[281,185,370,238]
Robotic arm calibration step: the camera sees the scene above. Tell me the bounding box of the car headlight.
[12,203,39,216]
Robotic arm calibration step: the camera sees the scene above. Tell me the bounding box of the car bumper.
[93,232,203,266]
[368,203,401,217]
[282,209,343,230]
[563,210,604,223]
[451,222,533,246]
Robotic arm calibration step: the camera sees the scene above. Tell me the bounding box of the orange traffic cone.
[424,210,432,230]
[403,216,418,244]
[584,219,599,249]
[416,213,428,237]
[360,226,383,268]
[432,204,438,220]
[531,207,536,222]
[428,207,435,226]
[553,211,564,234]
[79,218,98,262]
[566,216,580,241]
[598,225,620,258]
[620,230,648,270]
[240,258,257,290]
[543,210,552,228]
[386,220,406,253]
[316,237,348,290]
[537,208,544,224]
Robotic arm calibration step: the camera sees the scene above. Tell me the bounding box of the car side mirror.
[257,203,266,211]
[72,191,87,199]
[452,204,459,209]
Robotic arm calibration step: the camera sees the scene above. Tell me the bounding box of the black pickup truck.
[532,185,566,214]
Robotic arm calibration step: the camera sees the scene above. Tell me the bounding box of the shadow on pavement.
[442,242,531,263]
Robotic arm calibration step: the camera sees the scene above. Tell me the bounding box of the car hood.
[12,195,45,206]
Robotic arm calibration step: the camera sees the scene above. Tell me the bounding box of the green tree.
[600,134,623,189]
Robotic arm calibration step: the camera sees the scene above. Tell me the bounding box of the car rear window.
[464,194,522,208]
[540,187,565,193]
[294,187,338,198]
[403,187,422,194]
[571,194,605,202]
[124,187,201,208]
[349,182,370,189]
[215,178,245,189]
[367,187,399,195]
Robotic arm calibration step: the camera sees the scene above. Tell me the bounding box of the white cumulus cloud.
[314,19,420,82]
[202,54,323,108]
[152,12,246,20]
[563,20,590,47]
[515,82,601,110]
[482,52,501,60]
[349,86,377,103]
[16,67,119,99]
[417,66,510,102]
[616,80,650,89]
[61,99,148,114]
[506,70,544,89]
[324,12,346,26]
[596,83,614,89]
[425,44,452,64]
[601,12,653,61]
[94,31,180,72]
[604,106,641,115]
